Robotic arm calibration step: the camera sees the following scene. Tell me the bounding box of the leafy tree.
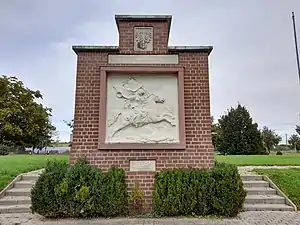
[216,103,265,155]
[288,134,300,150]
[49,130,60,147]
[64,119,74,133]
[0,76,56,149]
[211,116,220,150]
[293,126,300,151]
[296,125,300,136]
[296,141,300,152]
[261,126,282,153]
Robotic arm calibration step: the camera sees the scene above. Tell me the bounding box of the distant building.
[25,147,70,154]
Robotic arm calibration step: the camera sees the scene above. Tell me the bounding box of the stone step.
[22,175,39,181]
[243,203,294,211]
[245,187,277,195]
[245,195,285,204]
[243,180,270,188]
[241,175,263,181]
[5,188,31,197]
[0,204,31,214]
[0,196,31,206]
[14,180,35,189]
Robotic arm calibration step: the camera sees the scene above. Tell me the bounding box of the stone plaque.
[108,54,179,64]
[105,75,180,144]
[130,160,156,172]
[134,27,153,51]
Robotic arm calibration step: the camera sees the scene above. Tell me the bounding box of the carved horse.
[107,78,176,138]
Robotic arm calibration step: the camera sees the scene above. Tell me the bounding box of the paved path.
[238,166,300,175]
[0,212,299,225]
[25,169,44,176]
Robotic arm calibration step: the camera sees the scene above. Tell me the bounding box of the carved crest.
[134,27,153,51]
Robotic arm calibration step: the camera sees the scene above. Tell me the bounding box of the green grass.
[254,168,300,209]
[0,155,68,191]
[1,153,300,193]
[215,154,300,166]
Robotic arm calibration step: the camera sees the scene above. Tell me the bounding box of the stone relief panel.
[134,27,153,51]
[105,75,179,143]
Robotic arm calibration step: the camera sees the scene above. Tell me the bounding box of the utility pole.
[285,133,288,146]
[292,12,300,82]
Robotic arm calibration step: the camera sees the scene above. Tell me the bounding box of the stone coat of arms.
[134,27,153,51]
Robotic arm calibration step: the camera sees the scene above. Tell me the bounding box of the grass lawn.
[0,154,68,191]
[254,168,300,209]
[215,154,300,166]
[1,153,300,192]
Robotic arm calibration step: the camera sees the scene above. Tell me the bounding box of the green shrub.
[209,162,245,217]
[53,159,104,217]
[153,163,246,217]
[130,181,145,214]
[0,144,14,155]
[101,167,128,217]
[276,151,283,155]
[31,159,128,218]
[276,145,290,151]
[31,160,69,217]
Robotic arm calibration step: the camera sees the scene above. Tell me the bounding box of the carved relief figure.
[134,27,153,50]
[107,77,177,143]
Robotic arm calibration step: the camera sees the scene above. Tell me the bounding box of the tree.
[216,103,265,155]
[211,116,220,150]
[261,126,282,153]
[64,119,74,133]
[49,130,60,147]
[0,76,56,149]
[288,134,300,150]
[296,141,300,152]
[296,125,300,136]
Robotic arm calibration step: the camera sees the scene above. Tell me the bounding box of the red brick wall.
[71,20,214,211]
[118,20,169,54]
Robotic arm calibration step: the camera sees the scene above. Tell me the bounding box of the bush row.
[0,144,11,155]
[31,159,128,218]
[0,144,28,155]
[153,162,246,217]
[31,160,245,218]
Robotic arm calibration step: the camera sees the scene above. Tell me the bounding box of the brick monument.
[71,15,214,210]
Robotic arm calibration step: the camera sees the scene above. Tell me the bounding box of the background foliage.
[0,76,56,150]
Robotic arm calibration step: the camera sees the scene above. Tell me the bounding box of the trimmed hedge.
[31,160,68,217]
[32,160,245,218]
[153,162,246,217]
[31,159,128,218]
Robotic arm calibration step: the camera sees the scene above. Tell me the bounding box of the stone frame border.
[98,66,186,150]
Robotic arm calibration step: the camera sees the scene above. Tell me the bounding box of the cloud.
[1,0,300,141]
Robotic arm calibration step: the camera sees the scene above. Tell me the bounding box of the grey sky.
[1,0,300,141]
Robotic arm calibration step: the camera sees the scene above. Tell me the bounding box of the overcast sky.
[1,0,300,142]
